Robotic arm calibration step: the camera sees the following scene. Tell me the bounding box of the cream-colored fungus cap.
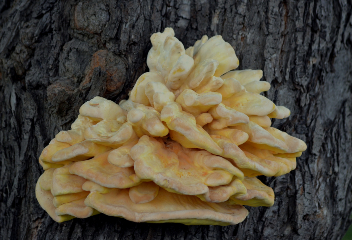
[36,27,307,225]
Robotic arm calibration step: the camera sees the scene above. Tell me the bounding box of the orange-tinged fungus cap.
[36,27,307,225]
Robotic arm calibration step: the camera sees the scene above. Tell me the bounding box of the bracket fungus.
[36,28,307,225]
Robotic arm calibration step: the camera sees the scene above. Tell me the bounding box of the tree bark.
[1,0,352,239]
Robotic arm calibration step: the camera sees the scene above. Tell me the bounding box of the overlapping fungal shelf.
[36,28,307,226]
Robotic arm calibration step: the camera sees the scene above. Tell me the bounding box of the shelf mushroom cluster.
[36,28,307,225]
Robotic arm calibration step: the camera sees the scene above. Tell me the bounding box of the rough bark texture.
[1,0,352,239]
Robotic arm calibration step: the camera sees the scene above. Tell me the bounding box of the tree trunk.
[1,0,352,239]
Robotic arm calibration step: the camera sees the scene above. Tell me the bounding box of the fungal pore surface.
[36,28,307,226]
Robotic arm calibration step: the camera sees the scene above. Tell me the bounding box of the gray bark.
[1,0,352,239]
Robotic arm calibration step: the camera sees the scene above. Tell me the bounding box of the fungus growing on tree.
[36,28,307,225]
